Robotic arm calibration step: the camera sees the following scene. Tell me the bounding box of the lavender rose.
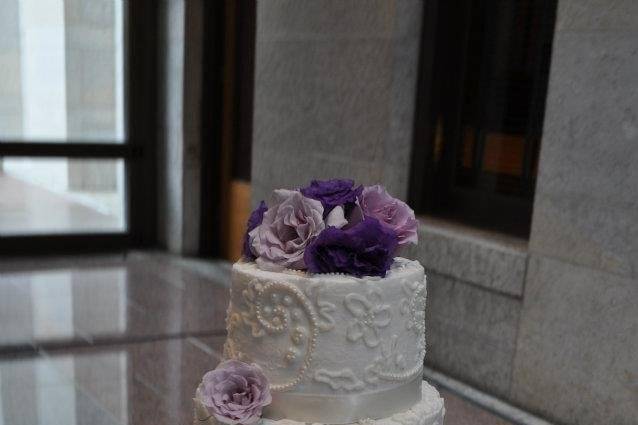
[300,179,363,217]
[304,217,398,277]
[250,189,326,270]
[359,185,418,245]
[200,360,272,425]
[242,201,268,260]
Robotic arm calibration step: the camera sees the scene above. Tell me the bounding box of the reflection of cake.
[194,180,444,425]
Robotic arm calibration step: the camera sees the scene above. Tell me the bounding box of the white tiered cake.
[194,258,444,425]
[194,180,444,425]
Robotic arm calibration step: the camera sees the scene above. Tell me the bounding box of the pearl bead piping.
[253,279,319,392]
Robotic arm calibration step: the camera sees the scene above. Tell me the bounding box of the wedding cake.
[194,180,445,425]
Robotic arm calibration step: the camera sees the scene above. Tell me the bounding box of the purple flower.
[359,185,418,245]
[200,360,272,425]
[300,179,363,217]
[242,201,268,260]
[304,217,398,277]
[250,189,326,270]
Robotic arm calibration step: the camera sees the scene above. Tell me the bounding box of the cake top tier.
[243,179,419,278]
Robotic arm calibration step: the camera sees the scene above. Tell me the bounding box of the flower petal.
[346,321,364,342]
[362,326,381,347]
[325,206,348,228]
[344,293,371,317]
[373,306,392,328]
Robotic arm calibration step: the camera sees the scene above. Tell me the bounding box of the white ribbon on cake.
[263,374,423,424]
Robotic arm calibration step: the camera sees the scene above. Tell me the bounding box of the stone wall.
[403,218,528,400]
[251,0,423,204]
[250,1,638,424]
[407,1,638,422]
[413,1,638,422]
[156,0,203,254]
[509,0,638,423]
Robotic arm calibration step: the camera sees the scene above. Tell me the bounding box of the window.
[0,157,125,235]
[410,0,557,237]
[0,0,157,252]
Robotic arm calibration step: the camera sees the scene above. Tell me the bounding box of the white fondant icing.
[313,368,366,391]
[306,281,337,332]
[193,381,445,425]
[210,257,436,424]
[345,289,392,348]
[224,258,426,399]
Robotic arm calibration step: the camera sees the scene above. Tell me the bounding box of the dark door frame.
[199,0,256,258]
[198,0,226,258]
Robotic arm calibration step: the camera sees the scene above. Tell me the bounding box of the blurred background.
[0,1,635,425]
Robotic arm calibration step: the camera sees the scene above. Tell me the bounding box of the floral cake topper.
[242,179,418,277]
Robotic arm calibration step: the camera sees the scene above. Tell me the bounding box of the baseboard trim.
[423,367,555,425]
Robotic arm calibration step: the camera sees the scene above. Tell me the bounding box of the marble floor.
[0,252,514,425]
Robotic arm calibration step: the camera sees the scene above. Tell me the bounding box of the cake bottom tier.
[193,381,445,425]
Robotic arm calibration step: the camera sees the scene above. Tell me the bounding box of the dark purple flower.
[300,179,363,217]
[242,201,267,260]
[304,217,398,278]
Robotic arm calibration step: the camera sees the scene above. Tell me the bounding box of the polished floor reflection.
[0,336,225,425]
[0,252,229,350]
[0,253,513,425]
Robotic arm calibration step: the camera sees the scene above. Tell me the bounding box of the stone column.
[156,0,203,254]
[251,0,423,204]
[511,1,638,424]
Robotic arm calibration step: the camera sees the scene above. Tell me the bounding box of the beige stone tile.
[530,31,638,278]
[425,272,522,398]
[511,256,638,424]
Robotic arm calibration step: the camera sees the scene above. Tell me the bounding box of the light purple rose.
[359,185,418,245]
[250,189,333,270]
[200,360,272,425]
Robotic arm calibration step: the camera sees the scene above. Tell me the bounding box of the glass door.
[0,0,155,252]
